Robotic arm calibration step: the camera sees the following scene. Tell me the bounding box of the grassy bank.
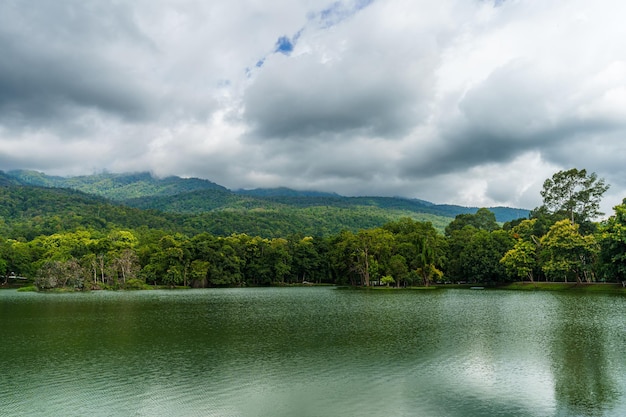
[338,282,626,294]
[497,281,626,294]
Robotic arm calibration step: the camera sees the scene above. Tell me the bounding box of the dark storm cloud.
[244,64,417,139]
[243,32,434,141]
[0,1,157,129]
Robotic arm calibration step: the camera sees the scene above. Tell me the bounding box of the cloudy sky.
[1,0,625,214]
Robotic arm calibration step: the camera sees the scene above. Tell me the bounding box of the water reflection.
[1,288,626,417]
[550,294,619,416]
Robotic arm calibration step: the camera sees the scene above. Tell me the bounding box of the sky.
[1,0,625,215]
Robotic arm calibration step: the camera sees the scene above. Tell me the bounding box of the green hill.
[6,170,226,201]
[2,170,529,238]
[0,184,179,240]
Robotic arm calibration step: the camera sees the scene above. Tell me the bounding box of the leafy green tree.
[381,275,395,287]
[4,239,40,278]
[269,238,292,284]
[415,264,443,286]
[387,254,409,287]
[598,198,626,282]
[290,236,322,283]
[143,234,190,287]
[444,210,503,282]
[208,243,243,286]
[189,260,210,286]
[39,231,96,262]
[239,235,273,285]
[457,230,515,283]
[540,219,599,283]
[415,242,445,286]
[500,219,543,282]
[329,231,361,286]
[0,238,8,284]
[501,240,538,282]
[328,228,394,286]
[540,168,609,226]
[445,208,499,236]
[353,228,394,286]
[444,225,478,281]
[384,218,446,286]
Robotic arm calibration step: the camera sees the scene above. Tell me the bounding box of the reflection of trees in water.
[550,299,618,416]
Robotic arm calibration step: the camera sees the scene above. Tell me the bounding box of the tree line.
[1,168,625,290]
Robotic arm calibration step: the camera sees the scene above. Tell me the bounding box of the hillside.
[0,182,453,238]
[1,170,530,237]
[5,170,529,221]
[6,170,226,201]
[0,184,180,240]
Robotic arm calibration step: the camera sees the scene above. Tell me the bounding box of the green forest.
[1,168,625,290]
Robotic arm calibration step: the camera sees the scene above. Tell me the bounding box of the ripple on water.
[1,288,626,416]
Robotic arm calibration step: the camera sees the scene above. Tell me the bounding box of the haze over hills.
[1,170,530,237]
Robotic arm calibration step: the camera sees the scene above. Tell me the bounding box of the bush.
[124,278,151,290]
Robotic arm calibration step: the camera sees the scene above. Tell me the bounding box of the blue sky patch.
[275,36,294,54]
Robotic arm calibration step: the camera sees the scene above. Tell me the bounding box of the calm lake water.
[1,287,625,417]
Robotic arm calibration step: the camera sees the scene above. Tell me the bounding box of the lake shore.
[495,281,626,294]
[347,281,626,294]
[6,281,626,295]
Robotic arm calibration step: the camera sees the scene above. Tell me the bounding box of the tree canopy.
[2,167,625,289]
[540,168,609,225]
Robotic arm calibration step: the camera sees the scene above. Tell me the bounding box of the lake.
[1,287,625,417]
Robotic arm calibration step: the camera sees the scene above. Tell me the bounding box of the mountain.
[6,170,226,201]
[0,183,180,240]
[234,187,340,198]
[3,170,530,237]
[0,171,21,187]
[126,192,527,223]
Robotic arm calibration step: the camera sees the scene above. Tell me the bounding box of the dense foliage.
[5,170,528,222]
[1,168,624,290]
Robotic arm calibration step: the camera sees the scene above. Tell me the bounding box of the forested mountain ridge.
[0,183,181,240]
[0,181,454,238]
[6,169,227,201]
[5,170,529,222]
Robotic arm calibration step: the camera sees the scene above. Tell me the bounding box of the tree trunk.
[363,248,370,287]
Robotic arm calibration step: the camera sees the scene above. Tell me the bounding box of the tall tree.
[540,168,609,225]
[500,219,542,282]
[598,198,626,282]
[501,240,538,282]
[457,230,515,283]
[540,219,599,283]
[384,218,446,286]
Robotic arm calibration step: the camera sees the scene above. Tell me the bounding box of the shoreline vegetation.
[341,281,626,294]
[8,281,626,295]
[2,168,626,292]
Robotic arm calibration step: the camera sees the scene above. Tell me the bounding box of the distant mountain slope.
[0,171,21,186]
[4,170,530,224]
[126,192,528,223]
[0,184,179,240]
[6,170,226,201]
[0,181,452,238]
[234,187,340,198]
